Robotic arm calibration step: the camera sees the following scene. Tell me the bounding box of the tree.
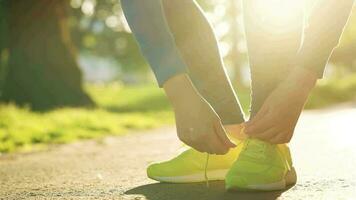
[0,0,94,110]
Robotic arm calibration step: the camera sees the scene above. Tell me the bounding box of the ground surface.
[1,105,356,200]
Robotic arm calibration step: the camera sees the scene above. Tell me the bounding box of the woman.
[120,0,354,191]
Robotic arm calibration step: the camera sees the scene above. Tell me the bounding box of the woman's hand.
[245,67,318,144]
[164,74,236,154]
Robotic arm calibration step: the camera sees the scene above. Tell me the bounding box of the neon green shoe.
[225,139,296,191]
[278,144,297,186]
[147,143,244,183]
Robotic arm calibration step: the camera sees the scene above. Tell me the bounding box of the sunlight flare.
[251,0,305,34]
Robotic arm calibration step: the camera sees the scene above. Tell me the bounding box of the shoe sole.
[148,169,229,183]
[148,167,297,187]
[227,167,297,192]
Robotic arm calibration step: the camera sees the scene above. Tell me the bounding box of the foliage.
[306,74,356,109]
[68,0,247,79]
[68,0,356,80]
[0,84,173,153]
[69,0,149,73]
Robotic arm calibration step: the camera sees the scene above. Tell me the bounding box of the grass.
[306,74,356,109]
[0,75,355,153]
[0,84,174,153]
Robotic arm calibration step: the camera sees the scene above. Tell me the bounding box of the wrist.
[163,74,201,109]
[288,67,318,92]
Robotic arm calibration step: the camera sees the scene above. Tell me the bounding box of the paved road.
[1,106,356,200]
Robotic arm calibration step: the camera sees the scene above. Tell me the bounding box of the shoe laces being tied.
[204,125,246,188]
[203,137,244,188]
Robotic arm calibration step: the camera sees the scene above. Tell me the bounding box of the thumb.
[214,121,236,148]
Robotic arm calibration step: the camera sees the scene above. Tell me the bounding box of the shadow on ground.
[125,181,292,200]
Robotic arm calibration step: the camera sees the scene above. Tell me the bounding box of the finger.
[246,105,269,127]
[207,124,231,155]
[285,131,294,143]
[187,131,224,154]
[245,114,275,136]
[207,135,229,155]
[180,135,208,153]
[274,130,294,144]
[245,108,270,134]
[191,143,211,153]
[250,126,280,141]
[214,121,236,148]
[269,132,289,144]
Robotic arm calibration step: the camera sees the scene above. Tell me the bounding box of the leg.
[242,0,304,117]
[162,0,245,125]
[296,0,355,77]
[120,0,188,87]
[226,3,302,191]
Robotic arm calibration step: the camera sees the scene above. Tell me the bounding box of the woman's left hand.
[244,67,318,144]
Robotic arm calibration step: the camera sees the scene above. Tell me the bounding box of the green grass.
[306,74,356,109]
[0,75,355,153]
[0,84,174,153]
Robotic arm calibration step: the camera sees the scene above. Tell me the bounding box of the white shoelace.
[203,141,244,188]
[204,153,210,188]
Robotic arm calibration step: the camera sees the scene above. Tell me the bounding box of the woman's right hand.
[163,74,236,154]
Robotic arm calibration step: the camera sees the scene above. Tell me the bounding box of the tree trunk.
[1,0,94,110]
[0,0,9,95]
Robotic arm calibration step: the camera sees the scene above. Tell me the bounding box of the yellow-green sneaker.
[147,143,244,183]
[225,139,296,191]
[278,144,297,186]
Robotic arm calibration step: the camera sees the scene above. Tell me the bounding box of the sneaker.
[225,139,296,191]
[278,144,297,186]
[147,142,244,183]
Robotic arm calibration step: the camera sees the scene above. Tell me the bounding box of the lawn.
[0,84,174,153]
[0,75,355,153]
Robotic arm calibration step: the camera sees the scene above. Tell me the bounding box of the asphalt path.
[1,105,356,200]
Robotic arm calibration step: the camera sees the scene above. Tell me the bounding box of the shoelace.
[203,141,244,188]
[204,153,210,188]
[204,125,247,188]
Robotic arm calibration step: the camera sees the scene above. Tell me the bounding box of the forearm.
[163,74,200,110]
[297,0,355,78]
[162,0,245,125]
[286,67,318,96]
[121,0,188,87]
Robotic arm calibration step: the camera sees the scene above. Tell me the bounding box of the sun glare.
[251,0,305,34]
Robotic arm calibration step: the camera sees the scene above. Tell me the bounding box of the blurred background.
[0,0,355,153]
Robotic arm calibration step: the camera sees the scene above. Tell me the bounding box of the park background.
[0,0,355,153]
